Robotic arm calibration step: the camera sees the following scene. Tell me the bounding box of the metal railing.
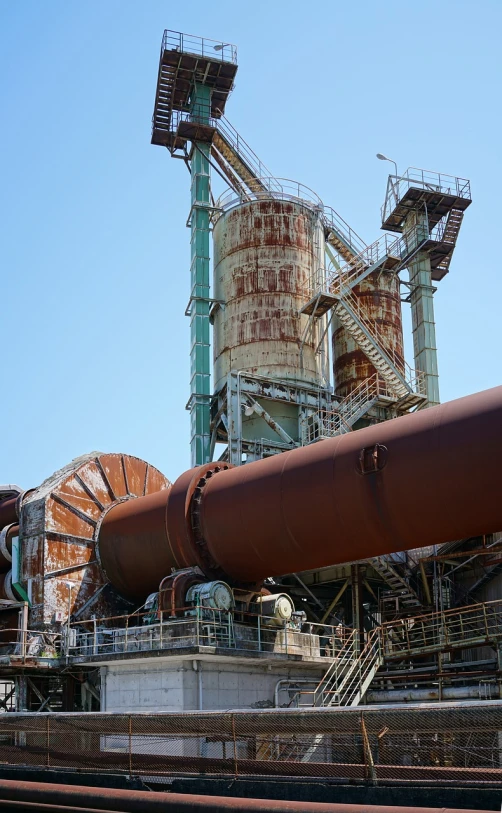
[307,222,435,303]
[323,206,367,257]
[161,29,237,64]
[380,597,502,660]
[213,116,283,193]
[0,627,62,661]
[69,608,343,663]
[302,374,394,443]
[382,167,471,224]
[336,286,426,397]
[67,597,502,672]
[214,177,323,218]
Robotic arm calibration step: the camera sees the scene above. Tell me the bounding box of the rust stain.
[333,269,405,399]
[20,453,170,627]
[213,199,325,392]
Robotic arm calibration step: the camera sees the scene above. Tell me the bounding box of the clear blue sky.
[1,0,501,489]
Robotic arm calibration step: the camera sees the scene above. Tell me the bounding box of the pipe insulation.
[98,386,502,597]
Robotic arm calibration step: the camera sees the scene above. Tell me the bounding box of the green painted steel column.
[189,83,212,465]
[405,210,440,407]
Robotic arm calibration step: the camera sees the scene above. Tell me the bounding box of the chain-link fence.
[0,702,501,783]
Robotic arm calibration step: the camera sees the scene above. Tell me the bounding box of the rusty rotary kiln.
[1,385,501,632]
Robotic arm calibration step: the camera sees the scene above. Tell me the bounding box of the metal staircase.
[433,208,465,279]
[211,117,281,197]
[314,628,382,708]
[311,597,502,711]
[369,556,422,615]
[303,374,393,443]
[333,290,425,405]
[323,206,367,264]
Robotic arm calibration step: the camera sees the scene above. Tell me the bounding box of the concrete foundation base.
[101,656,324,713]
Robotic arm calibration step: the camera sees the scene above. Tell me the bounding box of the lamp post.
[376,153,398,177]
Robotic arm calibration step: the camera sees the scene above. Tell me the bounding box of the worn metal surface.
[199,385,502,582]
[0,497,19,530]
[0,524,16,571]
[98,487,174,599]
[0,780,488,813]
[96,386,502,592]
[20,453,170,626]
[332,269,404,400]
[0,571,15,601]
[213,200,326,393]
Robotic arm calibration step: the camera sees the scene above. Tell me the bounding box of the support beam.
[319,579,349,625]
[189,83,212,466]
[405,210,439,407]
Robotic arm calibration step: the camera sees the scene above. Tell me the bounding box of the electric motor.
[255,593,294,626]
[185,580,234,611]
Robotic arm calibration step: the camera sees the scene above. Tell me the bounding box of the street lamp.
[376,153,398,177]
[213,43,230,52]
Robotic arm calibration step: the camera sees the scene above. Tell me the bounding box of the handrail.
[161,29,238,64]
[338,287,426,396]
[214,116,283,194]
[215,177,323,216]
[323,206,367,257]
[380,597,502,659]
[381,167,471,224]
[303,374,394,443]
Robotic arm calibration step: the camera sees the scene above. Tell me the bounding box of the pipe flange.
[165,463,232,579]
[190,464,231,576]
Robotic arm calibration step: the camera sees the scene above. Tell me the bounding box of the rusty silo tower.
[151,29,471,468]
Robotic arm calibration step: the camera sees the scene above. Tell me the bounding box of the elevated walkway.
[313,597,502,708]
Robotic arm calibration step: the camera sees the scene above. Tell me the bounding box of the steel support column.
[405,211,440,407]
[189,83,212,466]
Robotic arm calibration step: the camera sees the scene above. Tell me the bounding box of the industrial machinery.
[150,30,471,467]
[0,30,499,722]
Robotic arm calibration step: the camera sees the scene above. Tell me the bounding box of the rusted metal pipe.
[99,386,502,594]
[0,522,17,571]
[0,570,16,601]
[0,780,490,813]
[97,489,174,599]
[0,497,18,529]
[199,385,502,582]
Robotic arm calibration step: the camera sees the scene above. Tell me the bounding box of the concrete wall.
[101,657,324,713]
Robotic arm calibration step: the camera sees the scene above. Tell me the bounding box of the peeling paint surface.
[332,269,405,399]
[213,200,325,392]
[20,453,170,627]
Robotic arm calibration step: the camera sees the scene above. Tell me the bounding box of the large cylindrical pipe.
[97,386,502,594]
[199,385,502,582]
[98,464,231,599]
[0,571,16,602]
[367,685,497,703]
[0,524,17,571]
[0,497,18,529]
[0,779,489,813]
[98,488,174,599]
